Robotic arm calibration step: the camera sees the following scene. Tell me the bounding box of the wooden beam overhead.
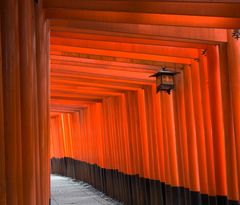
[45,9,240,29]
[44,1,240,18]
[51,75,149,89]
[51,26,217,46]
[50,53,185,69]
[50,37,199,59]
[50,30,208,49]
[50,79,141,91]
[50,71,153,85]
[50,20,228,43]
[50,59,159,73]
[51,64,155,82]
[50,45,192,64]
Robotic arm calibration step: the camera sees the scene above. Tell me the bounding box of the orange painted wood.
[174,70,189,189]
[218,43,239,201]
[199,54,217,196]
[50,31,208,49]
[0,19,7,205]
[51,45,192,64]
[44,0,240,19]
[183,65,200,192]
[45,8,240,28]
[227,30,240,200]
[35,5,50,204]
[2,0,240,204]
[49,25,240,203]
[2,0,24,204]
[207,45,227,197]
[163,92,180,187]
[191,61,209,194]
[19,0,37,203]
[1,0,50,204]
[51,37,199,59]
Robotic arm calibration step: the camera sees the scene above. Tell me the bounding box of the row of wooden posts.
[51,42,240,204]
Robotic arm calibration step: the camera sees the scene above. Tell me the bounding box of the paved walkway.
[51,175,122,205]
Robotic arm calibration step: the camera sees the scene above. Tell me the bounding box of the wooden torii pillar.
[0,0,50,205]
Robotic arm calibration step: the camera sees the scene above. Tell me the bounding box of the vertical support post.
[199,53,216,199]
[227,30,240,201]
[183,65,201,204]
[35,1,50,204]
[1,0,50,204]
[19,0,37,204]
[174,68,190,202]
[218,43,239,202]
[207,45,227,202]
[191,60,209,196]
[0,17,7,205]
[1,0,24,204]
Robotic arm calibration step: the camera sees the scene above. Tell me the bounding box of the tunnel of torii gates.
[1,0,240,205]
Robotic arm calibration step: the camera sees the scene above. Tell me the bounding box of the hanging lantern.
[150,68,179,94]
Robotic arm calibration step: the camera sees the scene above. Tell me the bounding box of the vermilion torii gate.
[1,0,240,205]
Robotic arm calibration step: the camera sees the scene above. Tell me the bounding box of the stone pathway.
[51,175,122,205]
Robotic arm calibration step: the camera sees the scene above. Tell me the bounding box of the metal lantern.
[150,68,179,94]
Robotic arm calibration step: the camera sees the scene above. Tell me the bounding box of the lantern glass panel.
[162,74,173,85]
[156,76,162,87]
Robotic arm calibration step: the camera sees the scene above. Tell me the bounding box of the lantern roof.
[150,68,179,77]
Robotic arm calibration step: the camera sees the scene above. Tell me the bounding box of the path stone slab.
[51,175,122,205]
